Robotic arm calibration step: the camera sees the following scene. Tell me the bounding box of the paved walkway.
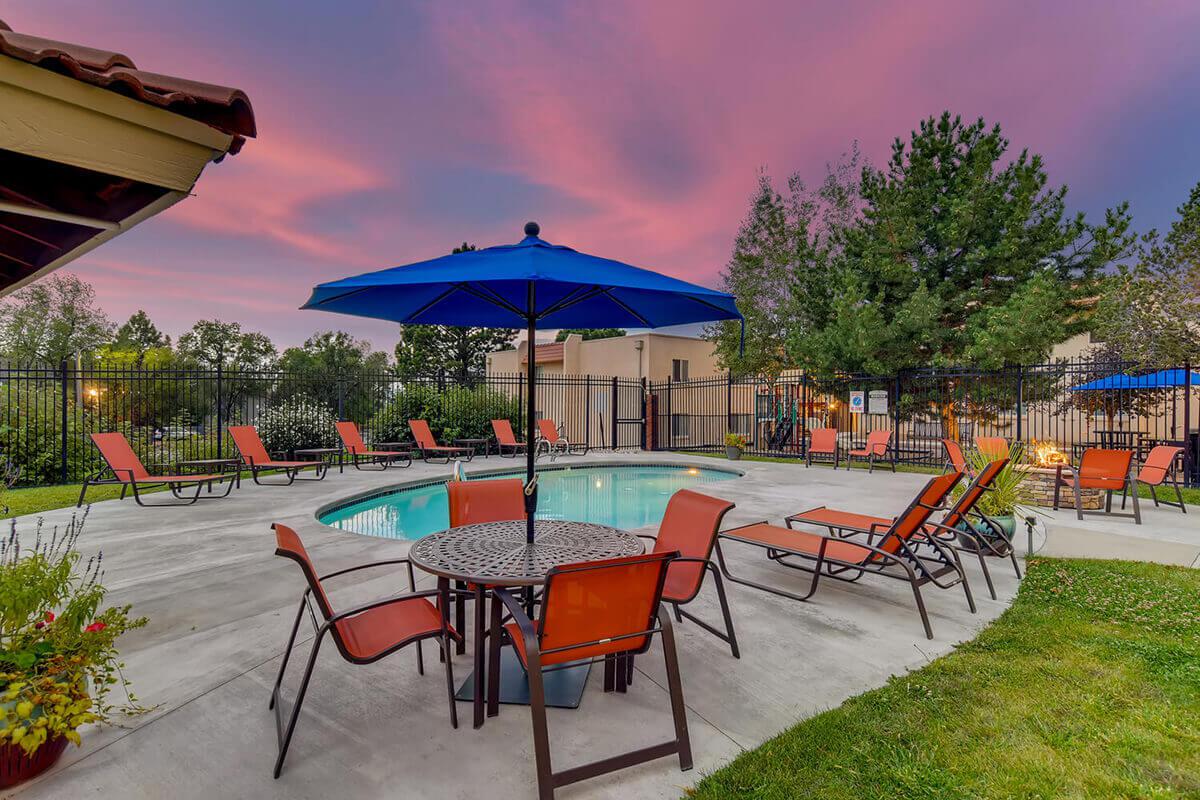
[7,453,1195,799]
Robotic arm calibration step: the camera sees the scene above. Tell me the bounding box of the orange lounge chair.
[335,421,411,470]
[806,427,840,469]
[788,458,1017,600]
[1054,448,1140,524]
[228,425,328,485]
[269,524,460,778]
[974,436,1008,460]
[717,472,971,639]
[638,489,739,657]
[537,419,587,458]
[409,419,474,463]
[78,432,234,507]
[1124,445,1186,513]
[491,419,527,458]
[942,438,969,475]
[491,552,690,799]
[846,429,893,472]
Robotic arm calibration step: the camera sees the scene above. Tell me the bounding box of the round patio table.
[409,519,643,728]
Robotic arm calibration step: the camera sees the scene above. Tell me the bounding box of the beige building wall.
[486,332,722,381]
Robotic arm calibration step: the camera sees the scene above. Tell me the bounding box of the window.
[672,359,689,381]
[671,414,691,440]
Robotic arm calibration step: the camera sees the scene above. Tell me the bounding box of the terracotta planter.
[725,446,743,461]
[0,737,68,788]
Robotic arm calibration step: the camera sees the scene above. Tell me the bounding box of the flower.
[34,611,55,630]
[84,622,107,633]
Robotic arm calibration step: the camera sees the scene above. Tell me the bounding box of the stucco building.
[486,332,721,381]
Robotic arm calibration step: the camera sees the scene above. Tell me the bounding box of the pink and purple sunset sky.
[11,1,1200,350]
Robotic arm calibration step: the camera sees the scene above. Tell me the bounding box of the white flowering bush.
[254,397,338,455]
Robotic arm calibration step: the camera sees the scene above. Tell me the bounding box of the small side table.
[294,447,344,474]
[453,437,490,458]
[175,457,242,490]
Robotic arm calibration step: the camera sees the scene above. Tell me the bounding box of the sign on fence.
[869,389,889,415]
[849,390,865,413]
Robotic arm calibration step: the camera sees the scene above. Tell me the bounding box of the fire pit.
[1020,440,1103,510]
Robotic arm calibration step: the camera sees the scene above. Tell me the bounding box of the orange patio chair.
[846,429,893,472]
[491,551,690,799]
[445,478,528,668]
[806,427,840,469]
[1054,448,1140,524]
[409,419,474,463]
[789,458,1018,600]
[334,421,411,470]
[942,438,969,476]
[228,425,328,485]
[269,524,460,778]
[78,432,234,507]
[638,489,739,656]
[491,418,527,458]
[974,436,1008,460]
[717,472,972,639]
[1124,445,1186,513]
[536,418,587,458]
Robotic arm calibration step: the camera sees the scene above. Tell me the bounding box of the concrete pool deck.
[8,451,1197,799]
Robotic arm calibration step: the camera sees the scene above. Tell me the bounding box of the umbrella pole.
[525,287,537,544]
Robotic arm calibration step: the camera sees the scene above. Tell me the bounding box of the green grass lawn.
[0,482,169,519]
[688,557,1200,799]
[679,450,1200,507]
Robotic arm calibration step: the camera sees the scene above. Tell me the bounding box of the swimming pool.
[318,463,740,540]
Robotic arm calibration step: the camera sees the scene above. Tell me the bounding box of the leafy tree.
[113,311,170,356]
[177,320,277,426]
[0,273,113,366]
[706,148,863,378]
[787,113,1135,436]
[554,328,625,341]
[278,331,390,420]
[1092,179,1200,366]
[394,243,516,381]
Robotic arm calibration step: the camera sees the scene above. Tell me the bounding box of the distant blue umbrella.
[303,222,743,541]
[1071,368,1200,391]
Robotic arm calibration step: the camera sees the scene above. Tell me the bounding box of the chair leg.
[454,580,467,655]
[975,544,997,601]
[273,631,324,779]
[658,609,693,772]
[711,567,740,659]
[269,596,309,711]
[76,479,90,507]
[526,657,555,800]
[1073,474,1085,521]
[672,603,683,623]
[1149,484,1159,507]
[1176,480,1187,514]
[1129,479,1141,524]
[441,631,458,730]
[1122,485,1129,509]
[415,640,424,675]
[487,593,502,717]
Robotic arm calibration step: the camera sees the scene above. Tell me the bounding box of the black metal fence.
[649,356,1200,485]
[0,363,646,486]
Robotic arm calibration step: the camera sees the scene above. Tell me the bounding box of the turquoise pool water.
[319,464,739,540]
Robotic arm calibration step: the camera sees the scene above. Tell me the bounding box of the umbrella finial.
[524,221,540,237]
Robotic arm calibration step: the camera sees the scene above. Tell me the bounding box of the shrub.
[371,385,521,443]
[254,396,337,455]
[0,511,147,756]
[0,388,101,487]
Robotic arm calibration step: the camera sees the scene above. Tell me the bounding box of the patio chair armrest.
[327,587,460,625]
[492,587,539,658]
[635,533,658,543]
[318,558,415,582]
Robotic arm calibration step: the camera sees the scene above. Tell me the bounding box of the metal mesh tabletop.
[409,520,644,586]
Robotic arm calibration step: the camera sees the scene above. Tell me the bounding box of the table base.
[455,649,591,709]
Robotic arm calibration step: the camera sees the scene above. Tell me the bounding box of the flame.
[1029,438,1069,467]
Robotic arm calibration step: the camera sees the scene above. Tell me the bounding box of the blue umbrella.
[1071,368,1200,391]
[303,222,743,541]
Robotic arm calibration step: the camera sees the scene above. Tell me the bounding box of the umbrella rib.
[406,285,464,322]
[537,285,607,319]
[598,289,654,327]
[455,283,526,317]
[684,293,742,318]
[306,286,374,307]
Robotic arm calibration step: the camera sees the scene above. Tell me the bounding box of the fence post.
[1185,360,1193,486]
[800,371,809,456]
[726,371,733,434]
[214,360,224,458]
[336,373,345,421]
[584,375,591,449]
[641,377,648,450]
[610,376,618,450]
[892,372,902,467]
[666,376,673,450]
[1015,365,1024,445]
[59,359,69,484]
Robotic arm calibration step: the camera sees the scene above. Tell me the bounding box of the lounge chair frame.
[491,419,528,458]
[228,426,328,486]
[716,475,974,639]
[409,420,474,463]
[490,552,690,800]
[270,529,463,779]
[335,421,412,471]
[536,419,587,460]
[78,433,235,507]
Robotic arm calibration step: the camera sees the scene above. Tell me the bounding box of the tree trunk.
[938,400,960,442]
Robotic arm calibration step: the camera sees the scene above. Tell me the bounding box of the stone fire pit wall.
[1022,466,1104,510]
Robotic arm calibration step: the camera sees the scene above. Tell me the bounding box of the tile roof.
[0,18,256,152]
[521,342,565,362]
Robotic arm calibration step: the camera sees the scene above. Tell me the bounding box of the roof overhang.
[0,54,241,295]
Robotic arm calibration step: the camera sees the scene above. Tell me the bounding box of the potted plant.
[724,433,747,461]
[0,511,147,788]
[950,442,1029,545]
